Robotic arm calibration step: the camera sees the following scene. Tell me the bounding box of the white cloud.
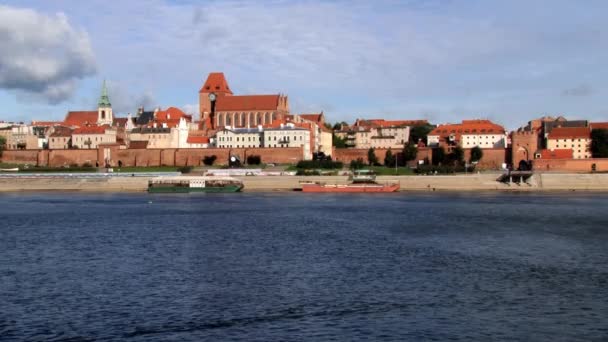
[0,5,96,103]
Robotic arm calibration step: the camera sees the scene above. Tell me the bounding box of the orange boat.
[300,170,400,193]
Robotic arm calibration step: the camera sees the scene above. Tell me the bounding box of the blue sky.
[0,0,607,129]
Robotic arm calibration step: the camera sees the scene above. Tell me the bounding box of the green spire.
[98,79,111,107]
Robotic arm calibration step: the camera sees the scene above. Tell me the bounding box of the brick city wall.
[2,147,304,167]
[464,148,506,170]
[533,158,608,172]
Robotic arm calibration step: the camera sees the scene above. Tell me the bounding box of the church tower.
[97,80,113,125]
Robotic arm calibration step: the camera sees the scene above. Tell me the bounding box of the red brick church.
[198,72,289,130]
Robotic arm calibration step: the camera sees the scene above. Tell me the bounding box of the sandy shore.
[1,173,608,192]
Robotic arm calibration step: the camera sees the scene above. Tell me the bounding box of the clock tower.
[198,72,233,129]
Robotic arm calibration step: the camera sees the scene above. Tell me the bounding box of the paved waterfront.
[1,192,607,341]
[2,173,608,192]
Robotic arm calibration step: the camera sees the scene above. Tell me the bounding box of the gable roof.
[187,136,210,144]
[73,126,108,135]
[590,122,608,130]
[49,126,73,137]
[154,107,189,121]
[547,127,591,139]
[537,149,573,159]
[64,111,98,127]
[366,119,429,127]
[299,113,324,124]
[199,72,233,94]
[216,95,280,111]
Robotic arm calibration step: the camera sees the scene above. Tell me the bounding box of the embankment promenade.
[1,173,608,192]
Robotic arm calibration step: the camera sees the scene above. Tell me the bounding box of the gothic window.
[101,110,105,119]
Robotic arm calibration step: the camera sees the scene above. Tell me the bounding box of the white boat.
[0,168,19,172]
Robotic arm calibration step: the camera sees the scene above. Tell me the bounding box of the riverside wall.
[1,147,304,167]
[3,173,608,192]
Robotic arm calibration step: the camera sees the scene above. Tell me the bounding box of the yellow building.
[546,127,591,159]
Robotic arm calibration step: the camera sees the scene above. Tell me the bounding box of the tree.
[350,158,365,170]
[591,129,608,158]
[384,148,396,167]
[367,147,379,166]
[332,134,347,148]
[470,146,483,163]
[433,147,446,165]
[402,143,418,164]
[324,122,333,130]
[0,136,6,157]
[409,124,434,144]
[448,146,464,166]
[332,121,348,131]
[203,155,217,166]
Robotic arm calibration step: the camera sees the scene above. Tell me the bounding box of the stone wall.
[533,158,608,172]
[2,147,304,167]
[464,148,506,170]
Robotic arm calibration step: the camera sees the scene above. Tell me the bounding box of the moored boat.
[300,170,399,193]
[148,176,243,193]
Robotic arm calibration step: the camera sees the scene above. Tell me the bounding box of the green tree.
[433,147,446,165]
[448,146,465,166]
[332,134,347,148]
[470,146,483,163]
[384,148,396,167]
[409,124,435,144]
[350,158,365,170]
[0,136,6,157]
[591,129,608,158]
[324,122,333,130]
[402,143,418,164]
[332,121,348,131]
[367,147,379,166]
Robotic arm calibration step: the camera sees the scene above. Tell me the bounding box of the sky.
[0,0,607,129]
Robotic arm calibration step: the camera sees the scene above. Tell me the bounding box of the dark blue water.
[1,192,607,341]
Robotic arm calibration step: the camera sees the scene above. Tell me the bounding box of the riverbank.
[2,173,608,192]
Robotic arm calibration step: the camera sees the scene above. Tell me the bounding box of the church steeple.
[97,80,113,125]
[98,79,112,107]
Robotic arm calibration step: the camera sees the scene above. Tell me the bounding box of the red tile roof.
[199,72,233,94]
[113,118,128,127]
[216,95,280,111]
[537,149,573,159]
[590,122,608,130]
[154,107,189,121]
[73,126,108,134]
[547,127,591,139]
[364,119,429,127]
[64,111,98,127]
[299,113,324,123]
[49,127,73,137]
[187,136,210,144]
[430,120,505,137]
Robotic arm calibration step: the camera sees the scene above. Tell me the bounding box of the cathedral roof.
[216,95,281,111]
[199,72,233,94]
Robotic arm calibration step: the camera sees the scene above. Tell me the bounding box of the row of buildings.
[1,72,607,170]
[1,74,334,160]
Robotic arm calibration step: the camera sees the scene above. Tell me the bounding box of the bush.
[296,169,321,176]
[82,162,93,168]
[247,155,262,165]
[203,155,217,166]
[296,160,343,169]
[349,158,366,170]
[178,166,193,174]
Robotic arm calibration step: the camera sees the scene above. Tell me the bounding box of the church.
[198,72,289,130]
